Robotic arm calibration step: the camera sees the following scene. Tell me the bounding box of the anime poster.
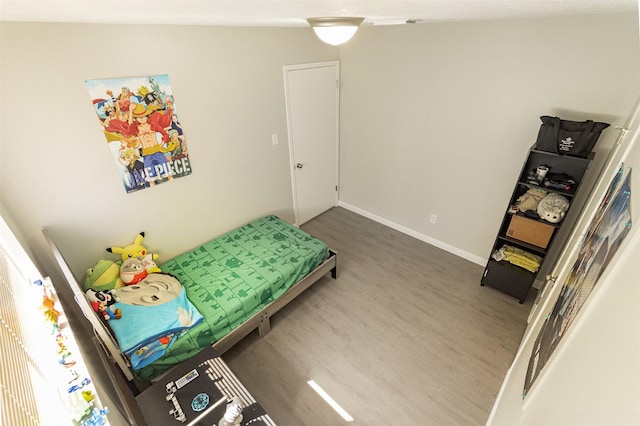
[85,74,191,193]
[523,164,632,398]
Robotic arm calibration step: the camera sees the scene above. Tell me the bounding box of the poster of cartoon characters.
[85,74,191,193]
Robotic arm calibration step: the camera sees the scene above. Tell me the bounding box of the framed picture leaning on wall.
[523,164,632,398]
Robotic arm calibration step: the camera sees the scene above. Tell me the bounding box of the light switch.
[271,134,279,146]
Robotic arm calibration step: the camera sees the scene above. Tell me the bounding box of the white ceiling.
[0,0,637,27]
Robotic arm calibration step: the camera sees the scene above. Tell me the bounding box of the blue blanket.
[108,274,203,369]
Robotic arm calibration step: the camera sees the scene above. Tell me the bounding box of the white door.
[284,61,339,225]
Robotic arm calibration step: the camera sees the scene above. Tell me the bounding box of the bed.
[43,215,337,383]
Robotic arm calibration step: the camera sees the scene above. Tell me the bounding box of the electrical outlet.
[430,214,437,224]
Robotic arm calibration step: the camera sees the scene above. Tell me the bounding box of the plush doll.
[515,187,548,213]
[85,288,122,320]
[537,192,570,223]
[139,253,161,273]
[84,259,124,291]
[106,232,159,263]
[120,258,148,285]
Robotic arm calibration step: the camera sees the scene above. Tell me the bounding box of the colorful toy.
[106,231,159,262]
[537,192,570,223]
[58,351,76,367]
[85,289,122,320]
[56,333,68,353]
[82,390,95,402]
[41,294,61,324]
[120,258,148,285]
[84,259,124,291]
[139,253,161,274]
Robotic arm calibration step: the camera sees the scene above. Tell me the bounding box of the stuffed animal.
[106,232,159,263]
[85,288,122,320]
[84,259,124,291]
[515,187,548,213]
[537,192,570,223]
[139,253,161,274]
[120,258,148,285]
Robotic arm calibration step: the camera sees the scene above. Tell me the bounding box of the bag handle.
[551,117,561,154]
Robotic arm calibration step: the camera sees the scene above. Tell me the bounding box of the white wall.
[0,22,335,281]
[488,97,640,426]
[339,13,640,268]
[0,21,337,423]
[2,14,637,301]
[1,14,639,424]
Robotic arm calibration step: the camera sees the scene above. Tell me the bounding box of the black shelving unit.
[481,144,594,303]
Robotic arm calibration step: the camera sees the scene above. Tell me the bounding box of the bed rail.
[42,229,135,381]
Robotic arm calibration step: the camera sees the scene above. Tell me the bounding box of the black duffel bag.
[535,116,610,157]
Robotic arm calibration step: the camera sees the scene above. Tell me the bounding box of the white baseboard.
[337,201,486,266]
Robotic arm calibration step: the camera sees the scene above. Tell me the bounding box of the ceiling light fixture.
[307,17,364,46]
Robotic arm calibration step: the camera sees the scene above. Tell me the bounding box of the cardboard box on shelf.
[506,215,555,248]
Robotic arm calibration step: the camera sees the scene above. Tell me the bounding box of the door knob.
[296,163,304,169]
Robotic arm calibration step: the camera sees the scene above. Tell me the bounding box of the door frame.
[283,60,340,226]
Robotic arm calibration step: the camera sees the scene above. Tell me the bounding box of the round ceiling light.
[307,17,365,46]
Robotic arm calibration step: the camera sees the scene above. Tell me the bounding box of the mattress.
[134,215,329,380]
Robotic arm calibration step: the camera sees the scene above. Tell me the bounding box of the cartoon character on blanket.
[94,273,203,370]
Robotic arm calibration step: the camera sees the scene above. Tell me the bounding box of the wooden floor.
[223,207,534,425]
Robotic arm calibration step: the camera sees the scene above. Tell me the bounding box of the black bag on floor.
[535,116,610,157]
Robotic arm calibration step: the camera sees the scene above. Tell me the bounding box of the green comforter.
[134,215,328,381]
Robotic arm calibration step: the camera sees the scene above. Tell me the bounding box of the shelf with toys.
[481,144,595,303]
[0,211,110,426]
[39,278,111,426]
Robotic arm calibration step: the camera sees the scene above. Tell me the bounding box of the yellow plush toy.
[106,232,161,273]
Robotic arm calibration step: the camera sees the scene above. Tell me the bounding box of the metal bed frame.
[43,228,338,383]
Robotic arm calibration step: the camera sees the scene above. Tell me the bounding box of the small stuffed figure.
[106,232,159,263]
[85,288,122,320]
[515,187,547,213]
[139,253,161,274]
[537,192,570,223]
[84,259,124,291]
[120,258,148,285]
